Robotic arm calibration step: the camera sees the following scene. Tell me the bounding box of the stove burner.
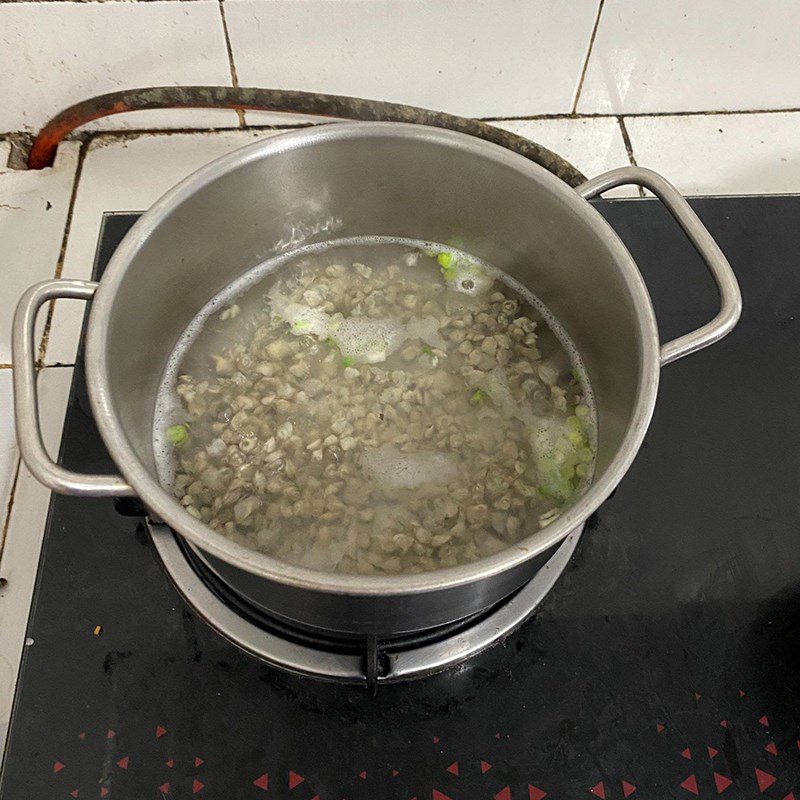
[148,520,582,686]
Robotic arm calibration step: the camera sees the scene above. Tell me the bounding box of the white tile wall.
[626,113,800,197]
[44,130,279,366]
[0,0,799,134]
[0,142,81,364]
[0,1,237,133]
[490,117,636,196]
[225,0,599,118]
[579,0,800,115]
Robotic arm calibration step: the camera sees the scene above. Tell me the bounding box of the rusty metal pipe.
[27,86,586,186]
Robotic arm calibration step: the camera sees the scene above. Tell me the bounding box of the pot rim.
[85,121,660,597]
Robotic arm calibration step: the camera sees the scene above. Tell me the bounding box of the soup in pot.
[154,239,596,575]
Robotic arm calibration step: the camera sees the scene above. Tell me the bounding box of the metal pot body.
[13,123,740,636]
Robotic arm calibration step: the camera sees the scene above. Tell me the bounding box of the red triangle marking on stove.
[765,741,778,755]
[739,689,746,697]
[681,747,692,760]
[797,739,800,752]
[493,788,511,800]
[680,774,699,795]
[622,780,636,797]
[78,732,85,741]
[166,759,174,768]
[434,790,454,800]
[53,761,64,774]
[158,783,169,796]
[656,723,665,733]
[253,773,268,790]
[708,746,719,758]
[720,720,728,729]
[783,793,796,800]
[446,762,459,776]
[694,692,701,701]
[156,725,167,739]
[101,788,109,798]
[755,768,776,793]
[759,715,770,727]
[529,786,547,800]
[106,729,115,739]
[590,781,606,798]
[70,790,78,798]
[192,778,204,793]
[289,771,304,789]
[714,773,733,794]
[433,736,440,744]
[392,769,399,777]
[116,756,129,770]
[194,757,203,767]
[311,796,320,800]
[481,761,492,774]
[359,771,367,780]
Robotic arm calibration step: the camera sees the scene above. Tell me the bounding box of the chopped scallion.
[437,252,453,269]
[167,423,190,447]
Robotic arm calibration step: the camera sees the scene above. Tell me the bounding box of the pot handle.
[12,279,136,496]
[576,166,742,366]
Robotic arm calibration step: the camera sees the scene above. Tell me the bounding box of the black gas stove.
[3,196,800,799]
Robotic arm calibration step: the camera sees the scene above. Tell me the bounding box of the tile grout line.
[616,116,638,165]
[55,121,315,143]
[481,106,800,122]
[4,105,800,147]
[0,363,73,370]
[616,116,645,198]
[570,0,605,116]
[0,460,21,561]
[218,0,246,129]
[36,140,88,365]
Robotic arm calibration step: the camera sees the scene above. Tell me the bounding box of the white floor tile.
[579,0,800,115]
[225,0,598,117]
[0,2,237,133]
[0,371,16,537]
[45,130,280,365]
[490,117,637,197]
[624,112,800,197]
[0,142,81,364]
[0,367,73,745]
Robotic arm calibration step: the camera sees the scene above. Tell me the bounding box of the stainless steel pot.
[13,123,741,637]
